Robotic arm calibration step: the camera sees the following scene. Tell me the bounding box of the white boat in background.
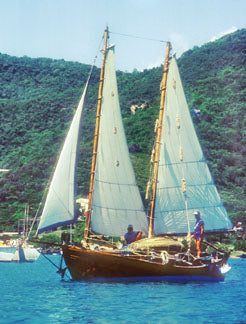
[0,236,40,263]
[0,246,16,261]
[13,241,40,262]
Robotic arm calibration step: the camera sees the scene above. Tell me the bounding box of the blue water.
[0,256,246,324]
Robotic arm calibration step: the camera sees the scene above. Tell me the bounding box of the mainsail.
[90,46,148,237]
[37,81,89,233]
[154,57,232,235]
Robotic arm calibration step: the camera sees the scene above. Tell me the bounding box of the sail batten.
[154,57,232,235]
[91,47,148,237]
[37,81,89,234]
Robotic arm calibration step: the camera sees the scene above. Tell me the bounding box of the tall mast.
[148,42,171,238]
[84,26,109,240]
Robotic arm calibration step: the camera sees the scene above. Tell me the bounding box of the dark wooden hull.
[62,245,230,282]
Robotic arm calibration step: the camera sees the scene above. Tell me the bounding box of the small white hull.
[0,247,16,262]
[0,246,40,262]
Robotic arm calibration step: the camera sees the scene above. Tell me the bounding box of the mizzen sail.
[37,81,89,233]
[154,57,232,235]
[90,46,148,237]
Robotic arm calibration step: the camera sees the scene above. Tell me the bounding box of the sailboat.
[35,27,232,281]
[0,204,40,262]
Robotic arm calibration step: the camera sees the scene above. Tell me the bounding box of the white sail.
[91,46,148,237]
[154,57,232,235]
[37,82,89,233]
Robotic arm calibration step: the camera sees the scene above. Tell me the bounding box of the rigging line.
[157,182,214,190]
[110,31,168,43]
[87,36,104,79]
[153,204,224,214]
[159,159,206,167]
[92,204,145,213]
[40,251,71,280]
[33,178,54,237]
[95,178,140,186]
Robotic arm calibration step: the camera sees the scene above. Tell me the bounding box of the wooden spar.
[148,42,171,238]
[202,240,228,253]
[84,26,109,240]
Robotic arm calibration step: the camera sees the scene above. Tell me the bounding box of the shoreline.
[229,250,246,259]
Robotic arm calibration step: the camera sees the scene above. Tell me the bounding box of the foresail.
[91,46,148,237]
[154,57,232,235]
[37,82,88,234]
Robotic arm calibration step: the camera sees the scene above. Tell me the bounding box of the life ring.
[161,251,169,264]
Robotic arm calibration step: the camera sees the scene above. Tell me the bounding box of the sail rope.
[30,177,53,238]
[110,31,168,43]
[92,204,145,213]
[87,36,104,77]
[173,76,191,250]
[95,178,142,186]
[39,251,71,280]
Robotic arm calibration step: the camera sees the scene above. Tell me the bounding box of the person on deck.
[124,225,142,245]
[193,211,204,258]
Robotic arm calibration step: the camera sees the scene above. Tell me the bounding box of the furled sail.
[91,46,148,237]
[154,57,232,235]
[37,81,89,234]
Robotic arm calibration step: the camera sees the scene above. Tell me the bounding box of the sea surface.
[0,255,245,324]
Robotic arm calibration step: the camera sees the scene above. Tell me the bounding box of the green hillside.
[0,28,245,231]
[178,29,246,225]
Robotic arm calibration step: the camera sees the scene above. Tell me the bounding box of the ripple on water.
[0,257,246,324]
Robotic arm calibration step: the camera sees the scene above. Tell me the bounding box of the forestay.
[154,57,232,235]
[37,81,89,233]
[91,46,148,237]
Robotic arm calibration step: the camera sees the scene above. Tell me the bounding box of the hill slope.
[179,29,246,225]
[0,28,245,230]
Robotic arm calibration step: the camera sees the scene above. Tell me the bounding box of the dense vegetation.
[178,29,246,225]
[0,29,245,233]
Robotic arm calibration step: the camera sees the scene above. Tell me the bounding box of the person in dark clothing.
[124,225,142,245]
[193,211,204,258]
